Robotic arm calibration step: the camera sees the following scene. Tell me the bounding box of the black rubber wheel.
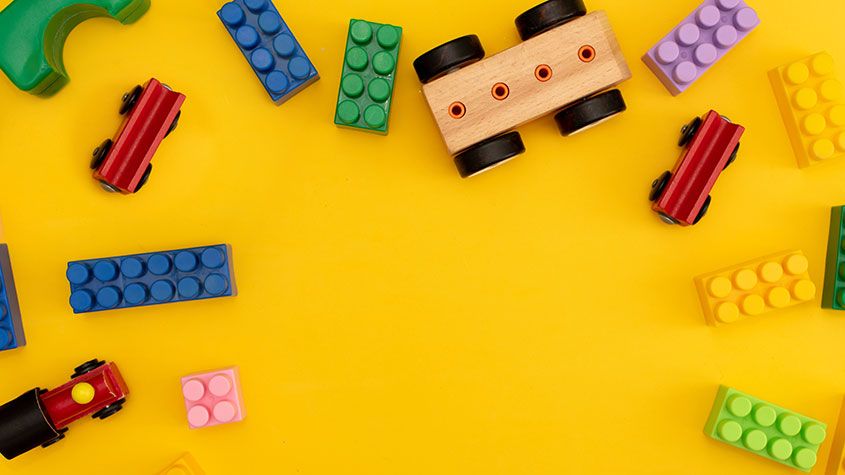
[413,35,485,84]
[724,143,739,169]
[71,359,105,379]
[515,0,587,40]
[454,132,525,178]
[693,195,712,225]
[649,171,671,202]
[554,89,626,136]
[165,111,181,137]
[92,400,124,420]
[90,139,113,170]
[119,85,143,115]
[99,181,120,193]
[40,429,67,449]
[135,164,153,192]
[678,116,702,147]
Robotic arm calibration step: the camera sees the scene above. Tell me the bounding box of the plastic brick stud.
[694,250,816,325]
[0,0,150,96]
[0,244,25,351]
[334,19,403,134]
[180,367,245,429]
[705,386,826,472]
[66,244,237,314]
[158,453,205,475]
[218,0,318,105]
[822,206,845,310]
[769,52,845,168]
[642,0,760,95]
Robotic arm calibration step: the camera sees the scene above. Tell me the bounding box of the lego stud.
[71,383,95,404]
[448,102,466,119]
[655,42,680,65]
[768,438,793,460]
[734,8,759,31]
[534,64,552,82]
[492,83,509,100]
[696,6,720,28]
[676,23,700,46]
[578,45,595,63]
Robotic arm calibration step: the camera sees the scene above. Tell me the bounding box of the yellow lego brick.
[694,250,816,325]
[769,52,845,168]
[158,453,204,475]
[827,396,845,475]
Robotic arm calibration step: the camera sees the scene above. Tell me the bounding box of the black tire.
[119,85,143,115]
[99,181,120,193]
[454,132,525,178]
[554,89,626,136]
[90,139,113,170]
[515,0,587,40]
[71,359,105,379]
[165,111,181,137]
[678,116,702,147]
[413,35,485,84]
[693,195,712,225]
[40,429,67,449]
[724,143,739,169]
[135,164,153,192]
[649,171,671,202]
[92,400,124,420]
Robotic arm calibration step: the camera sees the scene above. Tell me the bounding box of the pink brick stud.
[180,366,245,429]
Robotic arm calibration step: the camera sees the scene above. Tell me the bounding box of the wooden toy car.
[649,110,744,226]
[0,359,128,459]
[91,78,185,193]
[412,0,631,177]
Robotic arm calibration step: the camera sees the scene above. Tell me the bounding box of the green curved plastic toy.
[0,0,150,96]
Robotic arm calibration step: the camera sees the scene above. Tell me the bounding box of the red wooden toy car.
[0,359,128,459]
[91,78,185,193]
[648,111,744,226]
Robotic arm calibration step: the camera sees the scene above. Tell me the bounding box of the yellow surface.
[1,0,845,473]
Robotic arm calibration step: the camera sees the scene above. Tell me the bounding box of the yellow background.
[1,0,844,473]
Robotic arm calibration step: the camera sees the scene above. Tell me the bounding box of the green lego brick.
[823,205,845,310]
[334,19,402,134]
[0,0,150,96]
[704,386,827,472]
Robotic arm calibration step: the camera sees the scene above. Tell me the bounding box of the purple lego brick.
[642,0,760,95]
[0,244,25,351]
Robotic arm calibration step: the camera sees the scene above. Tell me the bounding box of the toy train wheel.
[165,111,181,137]
[413,35,485,84]
[135,164,153,192]
[119,85,143,115]
[649,171,671,202]
[92,399,125,420]
[71,359,105,379]
[515,0,587,41]
[90,139,113,170]
[554,89,626,136]
[99,181,120,193]
[40,429,67,449]
[454,131,525,178]
[724,143,739,169]
[694,195,712,224]
[678,116,702,147]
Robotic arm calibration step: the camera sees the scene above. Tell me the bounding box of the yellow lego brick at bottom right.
[694,250,816,325]
[827,396,845,475]
[769,52,845,168]
[158,453,205,475]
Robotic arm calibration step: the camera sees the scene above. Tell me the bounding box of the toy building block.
[642,0,760,96]
[694,250,816,325]
[334,19,402,134]
[649,110,744,226]
[823,206,845,310]
[218,0,318,104]
[769,52,845,168]
[0,359,128,460]
[66,244,236,314]
[0,245,24,352]
[0,0,150,96]
[413,0,631,177]
[181,367,245,429]
[827,397,845,475]
[159,453,205,475]
[704,386,826,472]
[91,78,186,194]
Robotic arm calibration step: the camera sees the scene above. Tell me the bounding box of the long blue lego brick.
[0,244,24,351]
[217,0,319,104]
[66,244,237,314]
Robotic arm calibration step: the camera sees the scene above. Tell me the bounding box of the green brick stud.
[704,386,827,472]
[334,19,402,134]
[823,205,845,310]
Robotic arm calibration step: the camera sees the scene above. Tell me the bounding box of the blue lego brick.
[66,244,237,314]
[217,0,319,104]
[0,244,25,351]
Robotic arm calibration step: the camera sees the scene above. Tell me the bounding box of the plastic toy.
[769,52,845,167]
[412,0,631,178]
[335,19,402,134]
[181,367,245,429]
[218,0,318,104]
[649,110,743,225]
[823,206,845,310]
[0,0,150,96]
[827,397,845,475]
[642,0,759,96]
[66,244,236,314]
[704,385,826,472]
[694,250,816,325]
[90,78,185,194]
[0,244,24,352]
[159,453,205,475]
[0,359,128,460]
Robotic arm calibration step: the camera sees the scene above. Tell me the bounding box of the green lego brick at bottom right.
[823,205,845,310]
[704,386,826,472]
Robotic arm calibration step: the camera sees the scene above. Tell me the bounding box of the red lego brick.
[40,360,129,429]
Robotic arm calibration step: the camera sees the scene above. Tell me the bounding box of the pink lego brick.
[180,367,245,429]
[642,0,760,95]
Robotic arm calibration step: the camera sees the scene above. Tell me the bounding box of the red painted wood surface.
[40,362,129,429]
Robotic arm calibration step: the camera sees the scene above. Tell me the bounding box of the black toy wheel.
[165,111,181,137]
[724,143,739,169]
[90,139,113,170]
[515,0,587,40]
[693,195,712,224]
[92,400,124,420]
[554,89,626,136]
[71,359,105,379]
[649,171,671,202]
[454,131,525,178]
[413,35,485,84]
[119,85,143,115]
[40,429,67,448]
[99,181,120,193]
[135,164,153,192]
[678,116,702,147]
